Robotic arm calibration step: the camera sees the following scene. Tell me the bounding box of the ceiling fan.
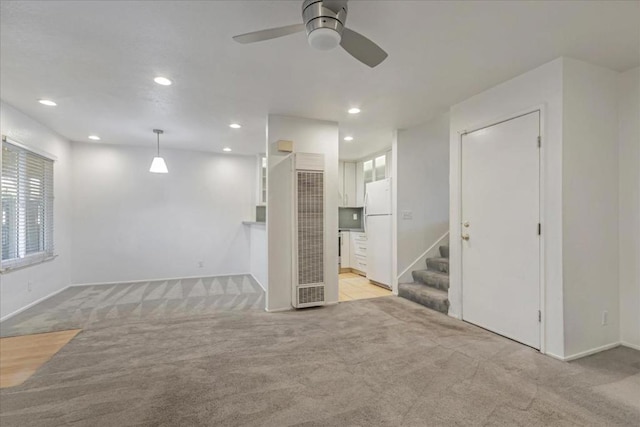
[232,0,388,68]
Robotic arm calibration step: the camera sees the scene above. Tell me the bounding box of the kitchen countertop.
[339,228,364,232]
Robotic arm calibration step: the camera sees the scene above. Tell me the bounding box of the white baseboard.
[265,306,292,313]
[562,342,621,362]
[621,341,640,351]
[544,352,567,362]
[0,285,69,322]
[69,272,251,288]
[397,231,449,284]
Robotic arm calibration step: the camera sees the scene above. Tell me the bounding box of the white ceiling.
[1,1,638,160]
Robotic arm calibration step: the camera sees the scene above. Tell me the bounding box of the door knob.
[463,221,470,228]
[461,234,470,241]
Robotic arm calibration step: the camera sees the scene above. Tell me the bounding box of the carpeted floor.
[0,280,639,426]
[0,275,264,338]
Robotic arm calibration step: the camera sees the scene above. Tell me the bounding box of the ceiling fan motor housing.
[302,0,347,50]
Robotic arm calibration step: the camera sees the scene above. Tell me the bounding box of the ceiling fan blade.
[233,23,305,44]
[340,27,388,68]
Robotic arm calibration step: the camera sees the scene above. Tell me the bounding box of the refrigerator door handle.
[363,192,368,234]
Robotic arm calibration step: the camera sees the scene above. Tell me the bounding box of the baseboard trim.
[0,285,70,322]
[69,272,251,288]
[544,352,565,362]
[265,306,293,313]
[621,341,640,351]
[249,274,266,292]
[562,342,621,362]
[397,231,449,282]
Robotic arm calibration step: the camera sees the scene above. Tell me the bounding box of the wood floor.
[339,272,392,301]
[0,329,81,388]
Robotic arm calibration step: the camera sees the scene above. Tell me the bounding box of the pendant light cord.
[153,129,163,157]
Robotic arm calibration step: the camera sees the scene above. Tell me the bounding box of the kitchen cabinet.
[338,161,359,207]
[340,231,351,268]
[344,162,357,207]
[356,161,365,207]
[349,231,367,274]
[355,151,392,207]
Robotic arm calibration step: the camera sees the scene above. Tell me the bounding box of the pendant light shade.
[149,156,168,173]
[150,129,168,173]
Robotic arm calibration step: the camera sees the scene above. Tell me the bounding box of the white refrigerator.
[365,178,392,288]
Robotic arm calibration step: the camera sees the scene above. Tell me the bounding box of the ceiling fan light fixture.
[308,27,341,51]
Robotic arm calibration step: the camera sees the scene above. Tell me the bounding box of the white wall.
[267,115,339,311]
[70,142,255,284]
[248,223,267,291]
[562,58,620,358]
[449,58,565,358]
[396,112,450,283]
[0,101,72,319]
[618,67,640,350]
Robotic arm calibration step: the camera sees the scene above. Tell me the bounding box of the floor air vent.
[297,285,325,306]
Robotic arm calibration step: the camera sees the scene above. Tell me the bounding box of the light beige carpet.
[1,290,638,426]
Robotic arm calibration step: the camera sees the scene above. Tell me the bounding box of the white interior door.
[461,111,540,349]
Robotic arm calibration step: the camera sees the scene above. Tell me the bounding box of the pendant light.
[149,129,168,173]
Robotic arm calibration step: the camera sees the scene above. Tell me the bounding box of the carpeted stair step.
[439,245,449,258]
[411,269,449,291]
[398,282,449,314]
[426,257,449,274]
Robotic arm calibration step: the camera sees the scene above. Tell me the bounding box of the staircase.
[398,245,449,314]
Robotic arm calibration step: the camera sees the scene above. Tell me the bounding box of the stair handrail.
[397,231,450,281]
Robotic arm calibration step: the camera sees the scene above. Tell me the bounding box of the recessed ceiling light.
[348,107,360,114]
[229,123,241,129]
[38,99,57,106]
[154,76,172,86]
[88,135,101,141]
[223,147,232,152]
[344,136,354,141]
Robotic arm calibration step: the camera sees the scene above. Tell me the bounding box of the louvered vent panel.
[297,170,324,286]
[298,285,325,305]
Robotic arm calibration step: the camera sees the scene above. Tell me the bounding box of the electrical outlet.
[602,310,608,326]
[353,213,358,220]
[27,281,32,292]
[402,210,413,220]
[197,261,204,268]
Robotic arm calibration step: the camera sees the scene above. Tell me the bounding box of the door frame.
[454,105,546,354]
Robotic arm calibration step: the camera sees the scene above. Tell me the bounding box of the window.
[1,138,54,271]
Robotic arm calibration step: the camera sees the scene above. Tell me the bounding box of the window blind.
[1,139,54,271]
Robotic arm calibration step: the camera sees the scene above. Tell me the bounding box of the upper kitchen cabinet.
[344,162,357,207]
[356,150,391,206]
[338,161,358,207]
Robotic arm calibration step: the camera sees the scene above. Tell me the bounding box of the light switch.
[402,210,413,220]
[353,213,358,220]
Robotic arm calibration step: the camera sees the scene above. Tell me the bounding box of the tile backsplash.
[339,207,363,229]
[256,205,266,222]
